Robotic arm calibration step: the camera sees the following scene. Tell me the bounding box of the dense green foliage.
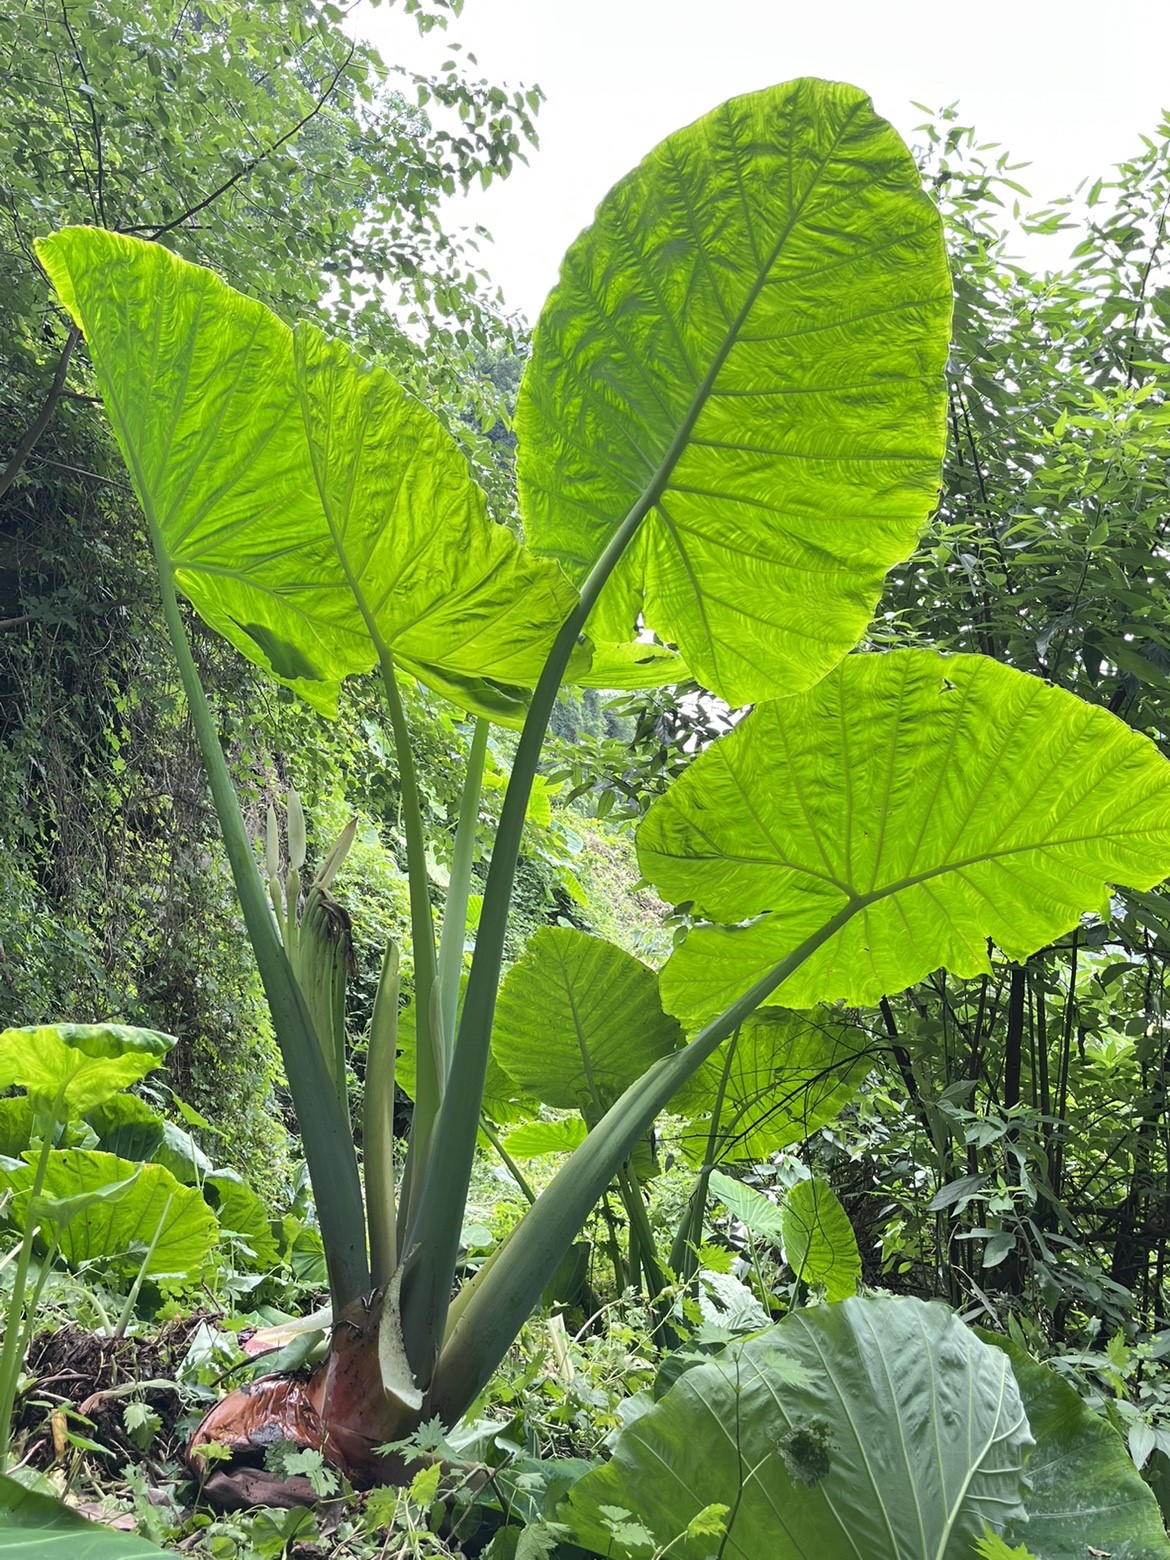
[4,11,1170,1556]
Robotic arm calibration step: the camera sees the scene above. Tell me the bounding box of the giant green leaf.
[0,1025,173,1118]
[35,227,585,725]
[676,1007,871,1165]
[780,1177,861,1300]
[0,1474,176,1558]
[640,651,1170,1025]
[492,929,683,1117]
[562,1295,1031,1559]
[0,1150,218,1280]
[986,1337,1170,1558]
[518,78,952,705]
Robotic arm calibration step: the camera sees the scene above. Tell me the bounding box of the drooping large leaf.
[986,1336,1170,1558]
[0,1025,173,1117]
[779,1177,861,1300]
[641,651,1170,1025]
[518,78,952,704]
[35,227,584,725]
[676,1007,871,1165]
[0,1473,176,1558]
[492,929,683,1118]
[0,1150,218,1280]
[562,1295,1031,1559]
[85,1094,214,1183]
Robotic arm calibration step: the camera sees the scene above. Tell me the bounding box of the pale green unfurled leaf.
[0,1150,217,1279]
[492,928,683,1116]
[780,1177,861,1300]
[642,651,1170,1025]
[563,1296,1030,1560]
[0,1024,173,1117]
[519,79,951,703]
[35,228,585,726]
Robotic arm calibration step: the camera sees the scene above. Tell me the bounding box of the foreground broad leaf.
[0,1025,172,1117]
[642,651,1170,1023]
[492,929,683,1116]
[675,1007,871,1165]
[519,77,951,703]
[779,1177,860,1300]
[35,228,583,725]
[987,1337,1170,1558]
[0,1474,175,1558]
[562,1296,1030,1559]
[0,1150,218,1279]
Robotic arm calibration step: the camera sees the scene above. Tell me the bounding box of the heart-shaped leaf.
[641,651,1170,1024]
[780,1177,861,1300]
[0,1025,173,1118]
[519,78,951,703]
[492,929,683,1117]
[1,1150,218,1279]
[35,228,585,725]
[562,1295,1031,1559]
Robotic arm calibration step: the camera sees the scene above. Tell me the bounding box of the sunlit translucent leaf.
[396,982,533,1127]
[675,1007,871,1165]
[0,1025,173,1117]
[563,1296,1030,1559]
[36,228,584,726]
[502,1118,589,1158]
[519,79,951,703]
[492,929,683,1117]
[642,651,1170,1024]
[780,1177,861,1300]
[986,1336,1170,1558]
[0,1149,218,1279]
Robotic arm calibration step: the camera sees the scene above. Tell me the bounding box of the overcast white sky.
[360,0,1170,323]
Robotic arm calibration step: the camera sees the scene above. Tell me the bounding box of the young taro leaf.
[561,1295,1031,1560]
[642,650,1170,1026]
[519,78,952,704]
[779,1177,861,1300]
[707,1168,787,1245]
[33,228,585,727]
[491,928,684,1117]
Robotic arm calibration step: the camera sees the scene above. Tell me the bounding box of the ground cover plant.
[3,56,1170,1560]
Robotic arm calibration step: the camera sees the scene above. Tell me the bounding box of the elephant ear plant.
[35,78,1170,1492]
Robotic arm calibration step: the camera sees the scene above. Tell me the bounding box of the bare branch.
[0,327,82,501]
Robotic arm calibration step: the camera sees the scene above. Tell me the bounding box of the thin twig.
[0,327,81,501]
[124,41,357,241]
